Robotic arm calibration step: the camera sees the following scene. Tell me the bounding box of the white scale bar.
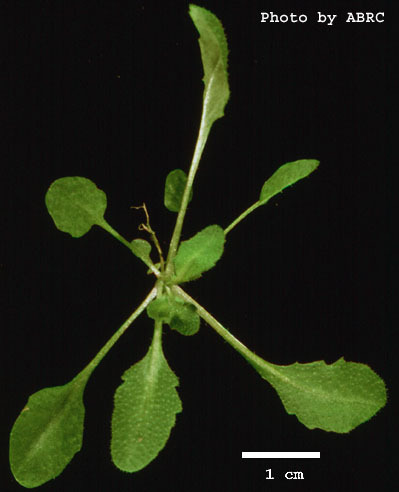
[242,452,320,459]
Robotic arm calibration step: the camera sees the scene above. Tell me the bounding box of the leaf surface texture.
[45,177,107,237]
[251,357,387,433]
[111,329,182,472]
[259,159,319,204]
[189,4,229,132]
[164,169,192,212]
[173,224,225,283]
[9,375,89,488]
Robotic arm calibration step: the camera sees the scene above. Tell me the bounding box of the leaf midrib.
[257,362,378,408]
[14,381,83,475]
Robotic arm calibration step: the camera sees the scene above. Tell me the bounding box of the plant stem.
[172,285,274,372]
[224,201,262,236]
[80,287,158,379]
[165,114,212,277]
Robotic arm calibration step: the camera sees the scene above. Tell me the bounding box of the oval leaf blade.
[164,169,192,212]
[173,224,225,283]
[251,357,387,433]
[259,159,319,204]
[189,4,229,131]
[111,330,182,472]
[45,176,107,237]
[9,378,88,488]
[131,239,152,264]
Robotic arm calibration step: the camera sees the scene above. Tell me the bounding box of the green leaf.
[45,177,107,237]
[169,299,200,336]
[9,374,89,488]
[189,4,230,132]
[251,357,387,433]
[111,325,182,472]
[131,239,152,264]
[146,295,173,323]
[259,159,319,204]
[173,224,225,283]
[164,169,193,212]
[224,159,320,235]
[147,295,200,336]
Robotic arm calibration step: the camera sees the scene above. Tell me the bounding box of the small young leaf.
[146,295,173,323]
[131,239,152,264]
[169,299,200,336]
[9,375,89,488]
[111,327,182,472]
[259,159,319,204]
[147,295,200,336]
[164,169,193,212]
[251,357,387,433]
[189,4,230,132]
[45,176,107,237]
[173,224,225,283]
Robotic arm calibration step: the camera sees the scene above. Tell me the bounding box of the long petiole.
[172,285,273,371]
[224,201,262,236]
[81,286,158,378]
[99,220,161,277]
[151,318,163,353]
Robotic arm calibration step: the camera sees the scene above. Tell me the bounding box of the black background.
[1,0,395,490]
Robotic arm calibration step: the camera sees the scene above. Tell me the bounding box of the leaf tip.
[189,3,229,69]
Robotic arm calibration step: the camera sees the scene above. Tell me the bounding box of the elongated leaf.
[9,374,89,488]
[189,4,229,131]
[250,357,386,433]
[259,159,319,204]
[111,328,182,472]
[147,295,200,336]
[131,239,152,264]
[45,176,107,237]
[173,224,225,283]
[164,169,192,212]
